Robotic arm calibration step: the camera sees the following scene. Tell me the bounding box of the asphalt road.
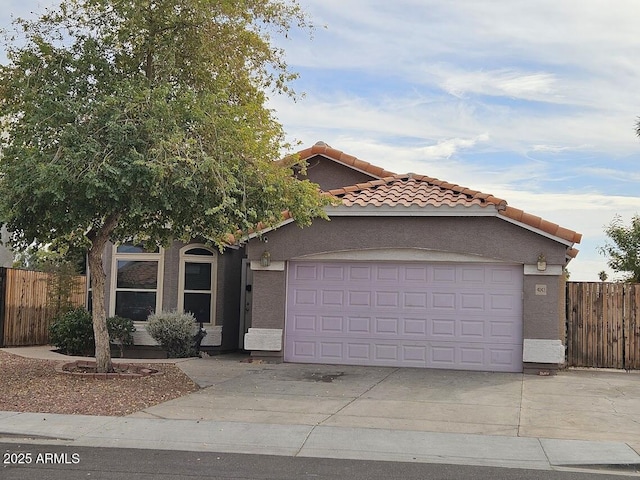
[1,442,637,480]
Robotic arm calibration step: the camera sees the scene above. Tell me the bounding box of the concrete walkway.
[2,346,640,473]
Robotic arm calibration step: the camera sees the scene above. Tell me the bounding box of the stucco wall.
[251,270,286,329]
[297,155,377,190]
[248,216,566,265]
[522,274,563,339]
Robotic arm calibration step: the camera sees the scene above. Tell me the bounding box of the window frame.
[177,244,217,325]
[109,243,164,321]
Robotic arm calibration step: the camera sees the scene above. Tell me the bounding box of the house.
[0,225,15,267]
[106,141,581,373]
[242,142,581,373]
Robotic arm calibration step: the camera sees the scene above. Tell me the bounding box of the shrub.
[146,311,198,358]
[107,316,136,358]
[48,308,94,356]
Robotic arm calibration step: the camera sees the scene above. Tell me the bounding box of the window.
[178,245,216,324]
[110,243,163,321]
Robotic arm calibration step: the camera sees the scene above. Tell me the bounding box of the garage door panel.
[320,342,342,359]
[377,266,400,281]
[293,264,318,281]
[349,265,372,280]
[321,316,343,332]
[460,267,486,283]
[346,291,369,307]
[432,266,456,283]
[375,317,399,334]
[403,318,427,336]
[286,261,523,372]
[490,293,517,311]
[322,265,344,280]
[405,266,428,282]
[321,290,344,306]
[460,293,485,310]
[347,316,371,333]
[404,292,427,308]
[293,314,316,331]
[376,291,400,307]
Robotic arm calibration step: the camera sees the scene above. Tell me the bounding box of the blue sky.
[2,1,640,281]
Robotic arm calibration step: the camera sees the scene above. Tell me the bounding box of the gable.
[280,141,396,191]
[296,155,380,191]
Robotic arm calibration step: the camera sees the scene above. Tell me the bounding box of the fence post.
[0,267,6,347]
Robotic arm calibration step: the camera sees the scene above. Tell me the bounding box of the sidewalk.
[2,346,640,473]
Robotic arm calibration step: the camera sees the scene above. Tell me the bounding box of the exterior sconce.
[260,250,271,267]
[537,253,547,271]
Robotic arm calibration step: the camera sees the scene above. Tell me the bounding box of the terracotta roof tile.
[501,206,582,244]
[329,176,496,209]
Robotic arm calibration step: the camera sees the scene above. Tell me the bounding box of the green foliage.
[146,311,198,358]
[107,316,136,358]
[49,308,94,356]
[49,310,137,357]
[0,0,331,372]
[12,245,86,274]
[0,0,329,254]
[600,215,640,283]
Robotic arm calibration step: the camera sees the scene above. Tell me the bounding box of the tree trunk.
[87,214,120,373]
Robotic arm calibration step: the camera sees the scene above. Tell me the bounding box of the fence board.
[567,282,637,370]
[1,268,86,346]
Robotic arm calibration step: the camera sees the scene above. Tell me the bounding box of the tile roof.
[325,173,582,249]
[275,142,581,256]
[327,174,508,209]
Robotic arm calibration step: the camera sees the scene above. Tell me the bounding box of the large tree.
[600,215,640,283]
[0,0,330,372]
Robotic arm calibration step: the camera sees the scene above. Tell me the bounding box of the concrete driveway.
[130,354,640,454]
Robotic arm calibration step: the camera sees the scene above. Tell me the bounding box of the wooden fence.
[0,268,87,347]
[566,282,640,370]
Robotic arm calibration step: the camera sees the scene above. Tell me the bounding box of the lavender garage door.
[285,261,523,372]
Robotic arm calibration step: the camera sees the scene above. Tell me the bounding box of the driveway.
[130,354,640,454]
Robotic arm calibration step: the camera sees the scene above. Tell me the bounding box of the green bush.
[107,316,136,358]
[146,311,197,358]
[49,310,138,357]
[48,308,94,356]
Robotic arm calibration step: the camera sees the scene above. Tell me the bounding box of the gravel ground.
[0,350,199,416]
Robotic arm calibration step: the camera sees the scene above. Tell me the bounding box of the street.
[1,442,637,480]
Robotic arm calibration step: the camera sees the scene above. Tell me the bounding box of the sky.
[2,1,640,281]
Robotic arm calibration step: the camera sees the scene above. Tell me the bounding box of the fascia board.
[324,205,496,217]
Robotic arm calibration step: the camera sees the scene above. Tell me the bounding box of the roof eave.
[325,204,498,217]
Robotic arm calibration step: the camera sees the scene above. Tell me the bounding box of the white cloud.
[419,134,489,160]
[439,69,557,100]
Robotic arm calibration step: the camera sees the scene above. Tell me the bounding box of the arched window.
[178,245,217,324]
